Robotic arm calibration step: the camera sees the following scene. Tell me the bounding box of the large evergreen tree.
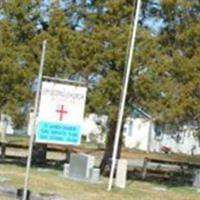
[76,0,200,172]
[0,0,41,127]
[135,0,200,128]
[81,0,158,172]
[0,0,199,170]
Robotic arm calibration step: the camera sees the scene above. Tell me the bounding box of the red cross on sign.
[56,105,68,121]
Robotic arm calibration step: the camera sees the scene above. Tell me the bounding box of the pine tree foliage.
[0,0,40,126]
[0,0,199,168]
[134,0,200,129]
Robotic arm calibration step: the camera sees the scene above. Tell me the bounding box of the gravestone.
[193,169,200,188]
[68,153,95,180]
[63,163,70,177]
[0,186,17,197]
[90,168,100,182]
[115,159,128,189]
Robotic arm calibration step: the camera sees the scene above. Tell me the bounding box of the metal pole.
[107,0,142,191]
[23,40,47,200]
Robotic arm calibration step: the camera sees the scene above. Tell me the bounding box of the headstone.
[0,186,17,197]
[37,168,51,173]
[68,153,95,180]
[90,168,100,182]
[152,187,167,192]
[63,163,70,177]
[33,193,66,200]
[193,169,200,188]
[115,159,128,189]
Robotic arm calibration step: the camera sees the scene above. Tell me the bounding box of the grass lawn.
[2,135,200,199]
[0,164,199,200]
[5,135,29,146]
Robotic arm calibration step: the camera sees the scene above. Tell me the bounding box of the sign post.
[23,40,47,200]
[23,41,87,199]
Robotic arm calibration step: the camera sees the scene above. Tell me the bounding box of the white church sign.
[36,81,87,145]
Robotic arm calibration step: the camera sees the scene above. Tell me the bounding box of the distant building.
[0,114,14,135]
[123,108,200,155]
[81,113,108,144]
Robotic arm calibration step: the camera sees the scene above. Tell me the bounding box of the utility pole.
[107,0,142,191]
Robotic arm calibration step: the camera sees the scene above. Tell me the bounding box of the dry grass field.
[1,135,200,199]
[0,164,199,200]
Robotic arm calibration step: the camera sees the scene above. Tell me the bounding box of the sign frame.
[35,81,87,146]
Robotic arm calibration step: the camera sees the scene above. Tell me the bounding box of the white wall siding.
[124,118,200,155]
[124,118,151,151]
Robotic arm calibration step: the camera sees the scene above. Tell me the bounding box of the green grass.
[1,197,13,200]
[0,164,199,200]
[2,136,200,199]
[5,135,29,145]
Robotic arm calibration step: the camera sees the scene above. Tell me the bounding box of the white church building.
[123,108,200,155]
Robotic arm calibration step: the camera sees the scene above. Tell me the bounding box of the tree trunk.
[32,143,47,165]
[99,119,122,175]
[1,142,6,160]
